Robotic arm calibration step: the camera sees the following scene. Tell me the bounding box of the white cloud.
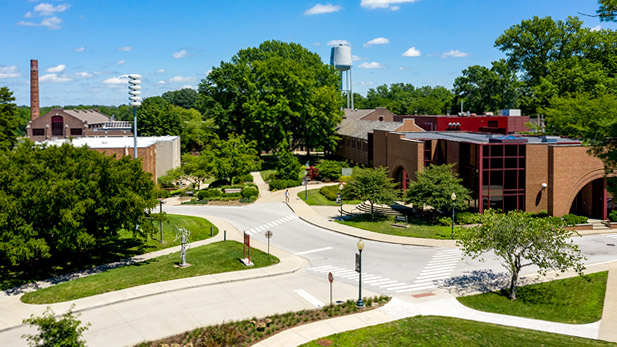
[0,66,20,78]
[206,69,213,76]
[155,69,166,74]
[361,0,419,10]
[118,46,133,52]
[74,71,93,78]
[591,25,602,31]
[24,12,33,18]
[73,47,85,52]
[117,60,126,65]
[442,49,469,58]
[304,3,342,15]
[182,85,196,90]
[157,80,166,85]
[17,16,62,29]
[40,73,71,82]
[34,3,70,16]
[358,81,375,86]
[352,55,365,61]
[399,66,409,70]
[169,76,196,83]
[363,37,389,47]
[46,64,66,73]
[312,42,321,46]
[357,62,386,69]
[327,40,350,46]
[103,75,129,85]
[402,46,421,57]
[172,49,188,58]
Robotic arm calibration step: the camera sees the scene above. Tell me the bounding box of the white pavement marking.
[294,289,324,308]
[306,265,335,271]
[295,247,333,256]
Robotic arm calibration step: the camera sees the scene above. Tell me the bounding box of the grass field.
[300,315,613,347]
[21,241,279,304]
[338,214,451,239]
[297,188,362,206]
[457,271,608,324]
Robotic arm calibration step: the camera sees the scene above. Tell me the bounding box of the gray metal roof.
[63,109,110,124]
[337,119,403,140]
[402,131,581,145]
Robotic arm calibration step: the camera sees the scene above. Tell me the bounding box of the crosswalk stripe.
[365,278,392,284]
[307,265,334,271]
[419,269,453,276]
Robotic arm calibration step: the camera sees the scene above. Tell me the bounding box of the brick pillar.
[402,169,408,191]
[30,59,40,120]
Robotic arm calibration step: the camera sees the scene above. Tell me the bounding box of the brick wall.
[91,144,158,181]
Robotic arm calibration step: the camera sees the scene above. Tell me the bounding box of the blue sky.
[1,0,615,106]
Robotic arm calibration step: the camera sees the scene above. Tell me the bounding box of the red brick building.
[26,108,133,142]
[372,130,609,219]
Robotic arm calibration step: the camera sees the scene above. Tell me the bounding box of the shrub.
[275,150,302,180]
[319,185,339,201]
[241,186,259,199]
[233,174,254,185]
[437,216,452,226]
[170,189,183,196]
[269,179,301,191]
[196,189,222,200]
[22,305,90,347]
[316,160,344,181]
[152,186,171,199]
[455,212,482,224]
[610,210,617,222]
[562,214,588,226]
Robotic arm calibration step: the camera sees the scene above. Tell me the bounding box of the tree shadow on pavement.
[442,269,511,296]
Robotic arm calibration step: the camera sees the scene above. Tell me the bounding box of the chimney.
[30,59,40,120]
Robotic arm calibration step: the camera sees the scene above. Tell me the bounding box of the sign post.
[242,231,253,266]
[265,230,273,255]
[328,272,334,306]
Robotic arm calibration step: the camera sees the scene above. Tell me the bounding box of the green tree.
[176,107,216,153]
[22,305,89,347]
[162,88,199,109]
[0,87,20,151]
[209,134,261,181]
[199,40,342,153]
[453,60,520,114]
[457,210,585,300]
[180,153,211,190]
[404,164,471,217]
[275,149,302,180]
[137,97,182,136]
[345,167,398,219]
[315,160,344,181]
[0,141,158,266]
[362,83,454,115]
[598,0,617,21]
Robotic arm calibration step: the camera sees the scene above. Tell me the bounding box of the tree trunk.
[509,257,520,300]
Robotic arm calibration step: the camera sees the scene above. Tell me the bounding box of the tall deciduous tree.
[0,87,20,151]
[209,134,261,181]
[457,210,585,300]
[199,40,342,153]
[404,164,471,217]
[137,97,182,137]
[360,83,454,115]
[0,141,157,266]
[345,167,398,219]
[598,0,617,21]
[162,88,199,109]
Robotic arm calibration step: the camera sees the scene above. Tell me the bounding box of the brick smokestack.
[30,59,40,120]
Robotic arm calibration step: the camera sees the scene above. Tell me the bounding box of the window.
[70,128,83,136]
[32,128,44,136]
[488,120,498,127]
[51,116,63,136]
[481,144,526,212]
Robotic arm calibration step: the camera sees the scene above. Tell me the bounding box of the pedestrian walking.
[285,189,290,203]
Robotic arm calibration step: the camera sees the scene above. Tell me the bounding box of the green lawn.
[0,214,217,291]
[21,241,279,304]
[337,214,451,239]
[118,214,219,253]
[297,188,362,206]
[457,271,608,324]
[300,316,613,347]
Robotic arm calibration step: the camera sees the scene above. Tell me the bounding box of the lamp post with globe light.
[128,74,142,159]
[339,183,344,220]
[356,239,365,307]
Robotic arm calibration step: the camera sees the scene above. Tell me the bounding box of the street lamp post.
[451,192,457,239]
[356,239,365,307]
[339,183,344,220]
[128,74,142,159]
[159,200,165,243]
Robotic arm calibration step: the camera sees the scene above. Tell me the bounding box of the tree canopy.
[404,164,471,216]
[457,210,585,300]
[0,141,158,266]
[354,83,454,115]
[598,0,617,22]
[162,88,199,109]
[0,87,20,151]
[345,167,398,219]
[198,40,342,153]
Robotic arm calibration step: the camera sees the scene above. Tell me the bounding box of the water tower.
[330,44,353,109]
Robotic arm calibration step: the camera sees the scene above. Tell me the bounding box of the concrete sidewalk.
[256,260,617,346]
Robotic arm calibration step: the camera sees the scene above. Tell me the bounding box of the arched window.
[51,116,63,136]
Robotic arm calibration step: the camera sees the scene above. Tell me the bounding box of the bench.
[224,188,242,194]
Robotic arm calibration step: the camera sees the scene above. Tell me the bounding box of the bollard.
[224,230,226,241]
[210,226,213,237]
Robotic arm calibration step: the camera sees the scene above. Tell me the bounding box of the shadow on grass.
[0,235,156,294]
